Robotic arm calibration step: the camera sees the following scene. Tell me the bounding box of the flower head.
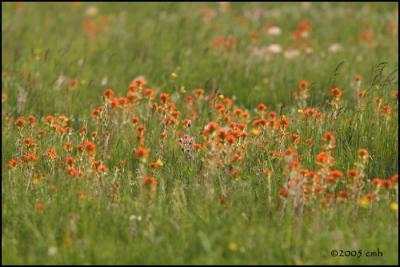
[135,146,149,160]
[331,87,343,97]
[143,176,157,187]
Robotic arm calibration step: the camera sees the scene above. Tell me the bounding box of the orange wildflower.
[136,125,146,134]
[110,98,120,108]
[45,148,57,160]
[257,103,267,111]
[298,80,309,90]
[358,148,369,159]
[85,141,96,154]
[322,131,335,143]
[195,88,204,96]
[330,87,343,97]
[21,153,39,163]
[36,203,46,210]
[348,169,358,178]
[160,93,169,103]
[67,167,79,176]
[371,178,381,186]
[27,115,37,126]
[279,188,288,197]
[205,121,219,134]
[131,117,140,124]
[143,176,157,187]
[338,191,349,199]
[217,129,227,140]
[103,88,115,99]
[66,157,76,166]
[7,159,18,169]
[135,146,149,159]
[97,164,108,172]
[15,118,25,127]
[226,134,236,144]
[193,143,202,150]
[330,170,344,179]
[149,162,157,168]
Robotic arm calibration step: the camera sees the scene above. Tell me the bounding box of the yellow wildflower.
[228,242,238,252]
[251,128,261,136]
[156,159,164,167]
[390,202,398,212]
[359,196,370,208]
[32,178,41,185]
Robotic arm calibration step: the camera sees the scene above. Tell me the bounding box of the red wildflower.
[205,121,219,133]
[67,167,79,176]
[160,93,169,103]
[279,188,288,197]
[226,134,236,144]
[348,169,358,178]
[15,118,25,127]
[218,129,227,139]
[36,203,46,210]
[322,131,336,143]
[103,88,115,99]
[97,164,108,172]
[136,125,146,134]
[27,115,37,126]
[330,170,344,178]
[85,141,96,154]
[279,116,289,128]
[331,87,343,97]
[193,143,202,150]
[298,80,309,90]
[110,98,120,108]
[371,178,381,186]
[69,79,78,87]
[257,103,267,111]
[358,148,369,159]
[131,117,140,124]
[195,88,204,95]
[66,157,76,165]
[149,162,157,168]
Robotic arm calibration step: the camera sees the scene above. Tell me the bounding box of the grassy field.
[2,2,399,264]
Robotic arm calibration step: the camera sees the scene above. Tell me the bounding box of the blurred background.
[2,2,398,118]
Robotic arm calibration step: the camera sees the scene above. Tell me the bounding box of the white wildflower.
[267,44,282,54]
[267,26,282,36]
[85,6,98,17]
[328,43,343,53]
[284,49,300,59]
[48,246,58,256]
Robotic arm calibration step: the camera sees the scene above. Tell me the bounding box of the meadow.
[2,2,399,264]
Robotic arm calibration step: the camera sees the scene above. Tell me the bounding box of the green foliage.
[2,2,398,264]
